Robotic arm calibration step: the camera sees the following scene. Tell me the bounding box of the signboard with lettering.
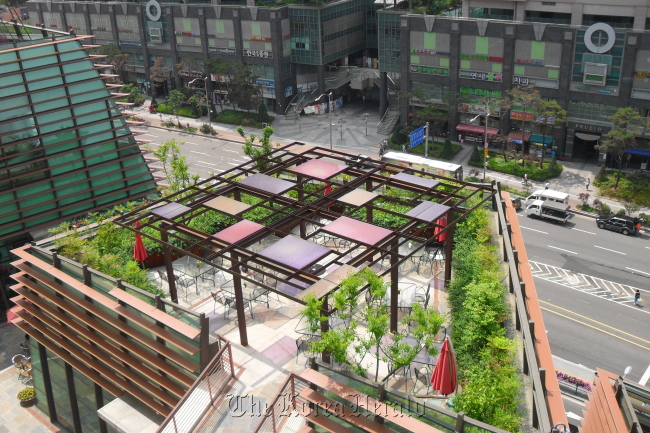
[409,65,449,76]
[511,110,533,120]
[460,54,503,62]
[410,126,425,148]
[243,49,273,58]
[256,79,275,86]
[570,83,617,94]
[460,70,502,82]
[209,47,236,55]
[513,76,533,85]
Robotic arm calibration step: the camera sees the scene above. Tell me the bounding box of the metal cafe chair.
[412,365,432,394]
[211,291,234,318]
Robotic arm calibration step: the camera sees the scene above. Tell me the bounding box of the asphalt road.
[516,210,650,383]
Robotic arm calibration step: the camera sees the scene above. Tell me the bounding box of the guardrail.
[252,373,311,433]
[494,182,567,432]
[157,335,236,433]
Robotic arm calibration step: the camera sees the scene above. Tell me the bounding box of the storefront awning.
[625,148,650,157]
[507,132,531,144]
[575,132,600,141]
[456,124,499,135]
[529,134,553,146]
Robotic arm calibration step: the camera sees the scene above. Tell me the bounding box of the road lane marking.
[540,300,650,345]
[626,267,650,276]
[521,226,548,234]
[594,245,626,255]
[190,150,208,155]
[185,142,199,145]
[143,134,158,137]
[223,149,239,153]
[571,228,596,235]
[227,163,239,166]
[541,306,649,350]
[646,247,650,250]
[198,161,217,166]
[548,245,577,254]
[640,364,650,386]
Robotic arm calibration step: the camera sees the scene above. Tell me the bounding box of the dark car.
[595,215,642,235]
[345,154,373,169]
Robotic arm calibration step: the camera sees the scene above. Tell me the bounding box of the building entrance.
[573,132,601,161]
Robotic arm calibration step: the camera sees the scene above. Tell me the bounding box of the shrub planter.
[17,388,36,407]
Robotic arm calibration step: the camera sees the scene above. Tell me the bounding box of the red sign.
[511,110,532,120]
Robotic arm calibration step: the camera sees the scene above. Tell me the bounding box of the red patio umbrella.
[430,338,457,395]
[433,216,448,243]
[6,305,21,325]
[324,181,333,196]
[133,221,148,263]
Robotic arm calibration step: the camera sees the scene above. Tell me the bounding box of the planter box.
[19,397,36,408]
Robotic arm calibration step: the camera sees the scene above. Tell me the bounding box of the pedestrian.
[634,290,640,306]
[545,182,549,190]
[402,144,406,153]
[586,178,590,190]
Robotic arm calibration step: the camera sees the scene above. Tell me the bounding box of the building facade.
[26,0,650,164]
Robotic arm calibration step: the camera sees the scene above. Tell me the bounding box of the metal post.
[483,107,489,182]
[425,121,429,158]
[205,79,212,135]
[364,113,369,136]
[339,116,343,139]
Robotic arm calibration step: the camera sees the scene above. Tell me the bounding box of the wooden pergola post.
[160,227,179,304]
[231,252,249,347]
[390,237,399,332]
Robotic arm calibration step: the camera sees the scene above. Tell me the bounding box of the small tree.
[600,107,644,189]
[146,139,199,195]
[167,90,186,128]
[238,125,277,171]
[441,139,454,159]
[203,58,239,114]
[229,64,261,112]
[624,201,640,216]
[532,100,567,168]
[96,45,130,84]
[150,57,171,96]
[120,83,141,104]
[595,164,608,183]
[507,85,541,158]
[257,103,270,122]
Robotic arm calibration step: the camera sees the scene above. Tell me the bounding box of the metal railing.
[157,335,236,433]
[253,373,311,433]
[493,182,564,432]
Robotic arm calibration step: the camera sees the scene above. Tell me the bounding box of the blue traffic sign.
[409,126,425,148]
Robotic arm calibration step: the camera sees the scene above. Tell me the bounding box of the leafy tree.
[595,164,608,183]
[601,107,644,188]
[146,139,199,195]
[176,57,202,77]
[150,57,171,96]
[257,103,270,122]
[203,58,239,114]
[95,45,130,84]
[532,100,567,168]
[441,139,454,159]
[301,268,444,382]
[120,83,141,104]
[187,93,207,116]
[229,63,261,112]
[507,85,541,157]
[167,90,186,128]
[238,125,277,171]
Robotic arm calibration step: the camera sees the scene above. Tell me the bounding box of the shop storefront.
[529,134,554,157]
[455,124,499,145]
[507,132,530,151]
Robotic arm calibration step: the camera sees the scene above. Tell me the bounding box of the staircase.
[376,75,400,135]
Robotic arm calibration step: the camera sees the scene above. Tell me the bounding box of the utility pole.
[425,122,430,158]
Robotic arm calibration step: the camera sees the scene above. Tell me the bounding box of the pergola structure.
[114,142,495,346]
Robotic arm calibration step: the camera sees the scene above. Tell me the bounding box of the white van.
[525,189,569,205]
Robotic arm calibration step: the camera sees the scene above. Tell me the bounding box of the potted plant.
[17,388,36,407]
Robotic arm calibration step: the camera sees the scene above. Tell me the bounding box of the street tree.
[601,107,645,189]
[203,58,239,113]
[167,89,186,128]
[532,100,567,168]
[507,85,541,157]
[301,268,444,382]
[176,57,202,78]
[228,63,261,112]
[150,57,171,96]
[238,125,277,171]
[95,45,130,84]
[146,139,199,196]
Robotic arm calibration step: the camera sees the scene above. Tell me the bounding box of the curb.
[147,124,244,145]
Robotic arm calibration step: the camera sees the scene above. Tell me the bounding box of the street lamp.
[189,76,212,135]
[364,113,369,136]
[471,106,490,182]
[339,116,343,139]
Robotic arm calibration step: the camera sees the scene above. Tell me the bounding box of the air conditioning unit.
[149,28,161,43]
[583,62,608,86]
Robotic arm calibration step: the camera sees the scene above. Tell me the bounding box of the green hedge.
[156,103,201,119]
[447,200,523,432]
[594,170,650,207]
[469,153,563,181]
[213,109,275,128]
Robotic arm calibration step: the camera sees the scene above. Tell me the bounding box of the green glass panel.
[0,223,23,237]
[531,41,545,60]
[476,36,489,54]
[548,69,559,79]
[411,55,420,64]
[514,65,526,75]
[22,201,57,217]
[252,22,261,36]
[424,33,436,49]
[61,202,93,217]
[243,41,250,49]
[216,20,225,33]
[461,60,471,69]
[65,70,96,84]
[16,181,52,198]
[492,63,502,73]
[50,151,84,175]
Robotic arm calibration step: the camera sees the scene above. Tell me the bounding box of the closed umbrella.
[430,338,457,395]
[6,305,20,325]
[133,221,148,263]
[433,216,448,243]
[324,181,333,196]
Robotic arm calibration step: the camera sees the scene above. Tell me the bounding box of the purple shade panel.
[290,159,347,180]
[391,172,440,190]
[238,173,294,195]
[151,202,191,220]
[322,216,392,246]
[257,235,331,269]
[406,201,450,223]
[213,220,265,244]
